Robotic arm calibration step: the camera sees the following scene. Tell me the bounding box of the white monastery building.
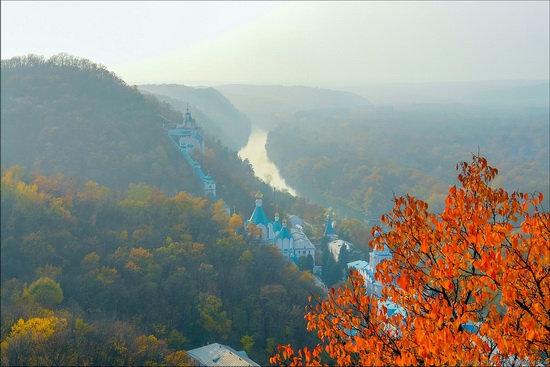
[346,232,393,297]
[245,191,315,263]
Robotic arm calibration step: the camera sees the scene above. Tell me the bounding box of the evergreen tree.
[337,244,350,269]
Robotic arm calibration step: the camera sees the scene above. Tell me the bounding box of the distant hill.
[462,81,550,107]
[333,80,550,106]
[214,84,370,129]
[266,103,550,219]
[0,54,292,213]
[138,84,252,150]
[1,54,206,195]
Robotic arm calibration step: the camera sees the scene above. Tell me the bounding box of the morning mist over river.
[238,129,297,196]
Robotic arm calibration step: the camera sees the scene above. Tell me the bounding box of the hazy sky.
[2,1,549,86]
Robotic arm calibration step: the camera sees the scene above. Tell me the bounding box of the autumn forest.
[1,54,549,366]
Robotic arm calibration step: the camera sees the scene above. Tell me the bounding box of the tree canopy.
[266,106,549,220]
[271,155,549,366]
[0,166,323,365]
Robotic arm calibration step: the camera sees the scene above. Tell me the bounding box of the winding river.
[238,129,297,196]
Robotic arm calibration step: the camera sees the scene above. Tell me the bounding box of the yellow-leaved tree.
[271,155,549,366]
[0,315,70,366]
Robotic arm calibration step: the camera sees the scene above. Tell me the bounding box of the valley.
[1,53,548,366]
[2,2,548,364]
[237,129,297,196]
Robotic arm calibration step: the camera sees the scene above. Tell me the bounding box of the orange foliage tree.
[271,155,549,366]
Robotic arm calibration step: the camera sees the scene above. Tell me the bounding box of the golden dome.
[255,191,263,199]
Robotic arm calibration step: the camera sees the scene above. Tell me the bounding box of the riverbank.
[238,129,297,196]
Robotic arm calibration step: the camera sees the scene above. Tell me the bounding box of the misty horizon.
[2,1,548,87]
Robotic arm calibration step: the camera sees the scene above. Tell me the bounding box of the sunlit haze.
[2,1,548,86]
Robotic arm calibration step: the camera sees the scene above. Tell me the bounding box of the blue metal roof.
[324,215,335,236]
[249,205,271,226]
[273,219,282,233]
[379,300,407,318]
[275,225,293,240]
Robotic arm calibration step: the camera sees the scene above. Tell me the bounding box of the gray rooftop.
[187,343,260,367]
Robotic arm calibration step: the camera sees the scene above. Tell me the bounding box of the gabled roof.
[290,227,315,250]
[275,223,293,240]
[324,215,335,236]
[248,191,271,227]
[187,343,259,366]
[288,215,304,228]
[249,205,271,227]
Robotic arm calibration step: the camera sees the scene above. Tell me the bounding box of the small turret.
[255,191,263,207]
[274,218,294,256]
[324,214,337,240]
[246,190,272,239]
[182,104,197,129]
[204,175,216,199]
[273,208,282,233]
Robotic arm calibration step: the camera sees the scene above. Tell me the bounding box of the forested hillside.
[0,54,330,365]
[0,167,322,365]
[0,54,304,218]
[1,54,200,196]
[266,104,550,219]
[4,53,545,366]
[138,84,252,151]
